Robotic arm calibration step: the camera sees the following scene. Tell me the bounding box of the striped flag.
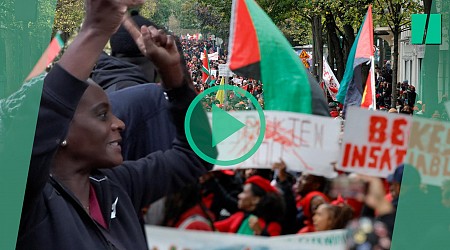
[202,47,211,84]
[227,0,329,115]
[336,5,376,113]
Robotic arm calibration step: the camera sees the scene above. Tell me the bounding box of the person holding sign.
[214,175,285,236]
[17,0,215,249]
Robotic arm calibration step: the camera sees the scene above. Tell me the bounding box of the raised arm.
[102,21,217,209]
[20,0,143,233]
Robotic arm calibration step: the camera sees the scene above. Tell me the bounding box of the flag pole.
[370,55,377,110]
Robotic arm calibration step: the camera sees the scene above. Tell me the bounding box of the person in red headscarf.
[214,175,285,236]
[297,191,330,233]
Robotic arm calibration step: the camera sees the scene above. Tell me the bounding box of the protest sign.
[201,51,219,61]
[322,57,340,101]
[145,225,346,250]
[218,64,234,77]
[212,111,341,177]
[337,107,412,177]
[405,116,450,186]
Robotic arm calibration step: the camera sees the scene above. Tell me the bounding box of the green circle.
[185,84,266,166]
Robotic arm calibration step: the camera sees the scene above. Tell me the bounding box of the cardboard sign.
[405,117,450,186]
[212,111,341,178]
[338,107,412,177]
[145,225,346,250]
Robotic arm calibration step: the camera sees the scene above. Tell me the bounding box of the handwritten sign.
[211,111,341,178]
[405,117,450,186]
[145,225,346,250]
[338,107,412,177]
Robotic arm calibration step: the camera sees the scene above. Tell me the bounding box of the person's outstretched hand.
[272,159,287,182]
[123,17,184,89]
[59,0,144,80]
[83,0,143,34]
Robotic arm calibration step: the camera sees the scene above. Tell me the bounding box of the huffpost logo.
[411,14,442,45]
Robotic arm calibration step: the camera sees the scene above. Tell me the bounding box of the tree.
[323,0,371,80]
[374,0,423,108]
[53,0,84,40]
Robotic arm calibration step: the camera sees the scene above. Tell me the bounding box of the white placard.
[218,64,234,77]
[405,116,450,186]
[201,51,219,61]
[211,110,341,178]
[337,107,412,177]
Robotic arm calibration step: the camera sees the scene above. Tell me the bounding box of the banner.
[270,229,347,250]
[405,117,450,186]
[212,111,341,178]
[337,107,412,177]
[145,225,347,250]
[201,51,219,61]
[322,57,340,101]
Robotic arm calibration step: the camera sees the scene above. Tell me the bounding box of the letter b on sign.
[369,116,387,143]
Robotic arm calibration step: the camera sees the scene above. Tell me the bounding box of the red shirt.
[214,212,281,236]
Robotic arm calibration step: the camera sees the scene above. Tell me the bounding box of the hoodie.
[91,52,150,92]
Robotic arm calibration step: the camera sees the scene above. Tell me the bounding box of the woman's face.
[313,204,333,231]
[238,184,260,211]
[64,84,125,168]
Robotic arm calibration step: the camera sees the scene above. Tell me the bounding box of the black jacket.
[108,84,176,161]
[17,64,214,249]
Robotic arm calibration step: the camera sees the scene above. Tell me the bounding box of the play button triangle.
[211,105,245,147]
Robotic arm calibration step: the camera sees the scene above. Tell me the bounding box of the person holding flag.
[336,5,376,114]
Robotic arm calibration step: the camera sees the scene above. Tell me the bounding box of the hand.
[58,0,144,80]
[248,216,262,235]
[272,159,287,182]
[354,175,393,216]
[82,0,144,36]
[123,17,184,89]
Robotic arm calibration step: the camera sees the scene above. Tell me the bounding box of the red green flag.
[202,47,211,84]
[227,0,328,115]
[336,5,376,112]
[26,32,64,81]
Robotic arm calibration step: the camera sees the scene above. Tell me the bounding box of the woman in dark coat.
[17,1,215,249]
[214,175,285,236]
